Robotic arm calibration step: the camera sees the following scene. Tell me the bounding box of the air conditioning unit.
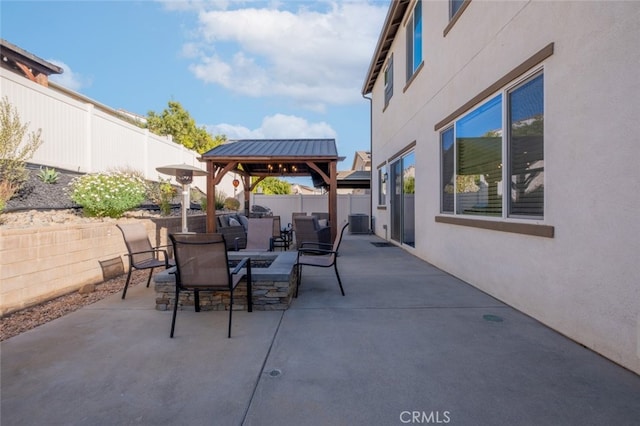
[348,214,369,234]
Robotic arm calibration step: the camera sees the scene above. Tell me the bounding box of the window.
[406,0,422,82]
[450,0,464,19]
[384,54,393,107]
[508,74,544,217]
[440,127,454,213]
[378,167,387,205]
[439,72,544,219]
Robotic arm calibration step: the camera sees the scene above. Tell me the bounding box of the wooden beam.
[241,175,252,216]
[329,161,337,242]
[306,161,329,184]
[206,161,216,232]
[212,161,238,185]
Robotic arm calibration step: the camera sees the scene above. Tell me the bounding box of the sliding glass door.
[390,152,415,247]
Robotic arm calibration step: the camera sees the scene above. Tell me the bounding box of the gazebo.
[200,139,341,241]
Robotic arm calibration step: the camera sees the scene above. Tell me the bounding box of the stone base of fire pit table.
[154,251,298,311]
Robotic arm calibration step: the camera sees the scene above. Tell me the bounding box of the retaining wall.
[0,215,206,316]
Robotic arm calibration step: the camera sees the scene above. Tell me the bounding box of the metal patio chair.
[234,217,275,251]
[117,223,174,299]
[295,222,349,298]
[169,233,252,338]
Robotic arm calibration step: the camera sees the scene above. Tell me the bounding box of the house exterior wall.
[369,1,640,374]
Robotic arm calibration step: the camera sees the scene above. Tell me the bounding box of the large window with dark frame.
[406,0,422,82]
[440,71,544,219]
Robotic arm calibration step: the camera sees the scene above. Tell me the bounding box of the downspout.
[362,93,373,234]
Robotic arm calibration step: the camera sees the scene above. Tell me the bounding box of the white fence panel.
[3,69,89,171]
[252,194,370,227]
[91,109,148,174]
[1,68,209,189]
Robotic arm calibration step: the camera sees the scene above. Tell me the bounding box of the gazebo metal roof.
[201,139,340,185]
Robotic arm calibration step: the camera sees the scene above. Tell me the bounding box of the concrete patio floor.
[2,233,639,425]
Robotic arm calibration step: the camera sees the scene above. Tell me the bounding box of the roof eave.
[361,0,411,95]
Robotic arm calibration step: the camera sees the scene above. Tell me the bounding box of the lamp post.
[156,164,207,233]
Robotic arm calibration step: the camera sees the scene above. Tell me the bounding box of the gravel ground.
[4,165,80,211]
[0,272,150,341]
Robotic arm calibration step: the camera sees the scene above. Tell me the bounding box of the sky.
[1,0,390,183]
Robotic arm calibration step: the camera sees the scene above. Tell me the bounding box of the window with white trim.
[440,71,544,218]
[384,54,393,107]
[406,0,422,82]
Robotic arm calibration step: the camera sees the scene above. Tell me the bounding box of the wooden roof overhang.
[200,139,341,241]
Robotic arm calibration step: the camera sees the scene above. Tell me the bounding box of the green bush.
[215,190,226,210]
[37,166,59,184]
[148,177,177,216]
[223,197,240,211]
[0,180,17,213]
[69,171,147,218]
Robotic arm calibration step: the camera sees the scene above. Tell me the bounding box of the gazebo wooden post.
[329,160,338,242]
[206,161,216,233]
[243,175,251,217]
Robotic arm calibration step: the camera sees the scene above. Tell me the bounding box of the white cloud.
[185,1,387,110]
[206,113,337,140]
[47,60,91,91]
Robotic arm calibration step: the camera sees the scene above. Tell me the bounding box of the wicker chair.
[293,215,331,248]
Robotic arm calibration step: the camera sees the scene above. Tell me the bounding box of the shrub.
[0,96,44,191]
[37,166,59,184]
[148,177,178,216]
[223,197,240,211]
[0,180,17,213]
[68,171,147,218]
[215,190,226,210]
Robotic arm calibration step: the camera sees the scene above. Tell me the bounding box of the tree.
[146,101,225,154]
[254,177,291,195]
[0,97,44,210]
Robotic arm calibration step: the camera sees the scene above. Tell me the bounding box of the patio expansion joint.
[293,305,509,311]
[241,309,286,425]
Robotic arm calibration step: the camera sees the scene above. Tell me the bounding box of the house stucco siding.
[369,1,640,374]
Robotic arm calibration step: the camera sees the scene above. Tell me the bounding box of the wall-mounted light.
[232,178,240,188]
[382,172,388,183]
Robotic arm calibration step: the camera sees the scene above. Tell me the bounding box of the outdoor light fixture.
[232,178,240,188]
[382,172,388,183]
[156,163,207,233]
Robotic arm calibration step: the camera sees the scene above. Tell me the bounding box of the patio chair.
[117,223,174,299]
[271,216,291,251]
[295,222,349,298]
[311,212,330,224]
[293,215,331,248]
[291,212,307,235]
[234,217,275,251]
[169,233,252,338]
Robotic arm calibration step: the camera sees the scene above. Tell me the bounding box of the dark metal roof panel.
[0,38,64,75]
[202,139,338,158]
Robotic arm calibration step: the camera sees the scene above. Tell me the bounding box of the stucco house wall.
[367,1,639,374]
